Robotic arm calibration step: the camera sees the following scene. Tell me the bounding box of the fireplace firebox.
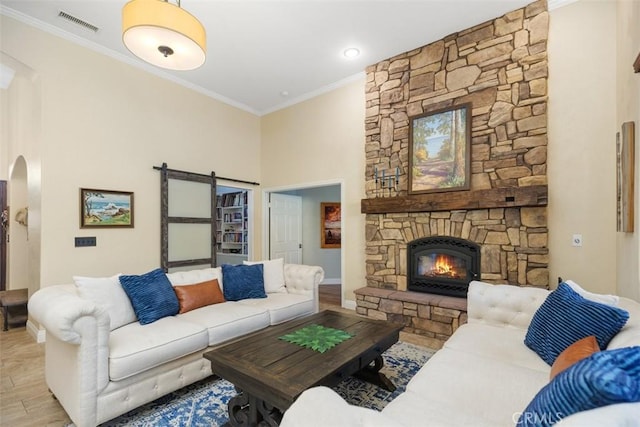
[407,236,480,298]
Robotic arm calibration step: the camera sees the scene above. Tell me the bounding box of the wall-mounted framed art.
[320,202,341,248]
[408,103,471,194]
[80,188,134,228]
[617,122,635,232]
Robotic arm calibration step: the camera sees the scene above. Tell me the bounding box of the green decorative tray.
[279,324,353,353]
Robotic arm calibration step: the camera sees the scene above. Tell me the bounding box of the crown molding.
[1,5,366,117]
[548,0,580,11]
[259,72,366,116]
[0,5,260,115]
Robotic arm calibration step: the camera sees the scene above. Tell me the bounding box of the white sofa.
[28,263,324,427]
[281,280,640,427]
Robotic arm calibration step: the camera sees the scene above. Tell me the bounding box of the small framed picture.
[80,188,134,228]
[320,202,341,248]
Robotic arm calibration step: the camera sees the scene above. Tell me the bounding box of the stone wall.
[363,1,550,290]
[355,286,467,349]
[365,207,548,289]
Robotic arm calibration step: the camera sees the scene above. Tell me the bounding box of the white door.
[269,193,302,264]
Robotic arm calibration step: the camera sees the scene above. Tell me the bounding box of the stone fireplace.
[355,0,549,349]
[407,236,480,298]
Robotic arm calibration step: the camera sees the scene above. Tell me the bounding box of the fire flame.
[433,255,454,276]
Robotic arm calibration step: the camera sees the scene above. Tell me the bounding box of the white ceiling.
[1,0,548,115]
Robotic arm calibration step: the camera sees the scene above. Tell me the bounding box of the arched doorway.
[1,53,42,314]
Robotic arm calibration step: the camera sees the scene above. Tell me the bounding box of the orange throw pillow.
[173,279,225,314]
[549,335,599,380]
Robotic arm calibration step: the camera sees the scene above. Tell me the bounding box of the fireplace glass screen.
[407,236,480,298]
[418,253,468,281]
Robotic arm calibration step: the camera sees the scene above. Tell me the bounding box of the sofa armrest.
[29,285,112,426]
[284,264,324,312]
[28,285,110,344]
[281,386,404,427]
[467,280,550,329]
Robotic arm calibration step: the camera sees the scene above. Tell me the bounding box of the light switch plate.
[75,237,96,247]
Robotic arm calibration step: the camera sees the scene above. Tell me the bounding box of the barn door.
[159,164,216,271]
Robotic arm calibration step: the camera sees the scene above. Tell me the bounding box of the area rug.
[100,341,434,427]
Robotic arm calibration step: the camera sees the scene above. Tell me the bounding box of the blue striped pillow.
[517,346,640,427]
[524,283,629,365]
[119,268,180,325]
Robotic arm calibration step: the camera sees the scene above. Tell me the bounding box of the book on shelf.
[223,232,243,243]
[219,192,246,207]
[216,190,248,255]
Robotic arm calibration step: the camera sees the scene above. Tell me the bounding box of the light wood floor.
[0,327,71,426]
[319,284,342,309]
[0,288,435,426]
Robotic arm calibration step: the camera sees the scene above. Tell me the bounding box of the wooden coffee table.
[203,310,403,427]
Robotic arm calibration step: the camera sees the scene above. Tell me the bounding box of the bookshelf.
[216,191,248,262]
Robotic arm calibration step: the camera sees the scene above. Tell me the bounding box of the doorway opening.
[1,180,6,291]
[263,181,343,309]
[216,185,252,266]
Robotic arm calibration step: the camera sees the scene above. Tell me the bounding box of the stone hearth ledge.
[354,287,468,349]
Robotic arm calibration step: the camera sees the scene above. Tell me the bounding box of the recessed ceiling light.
[280,91,289,97]
[343,47,360,59]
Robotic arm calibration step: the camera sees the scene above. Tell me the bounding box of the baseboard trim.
[343,299,356,310]
[27,320,46,343]
[320,279,340,285]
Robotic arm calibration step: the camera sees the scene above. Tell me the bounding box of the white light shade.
[122,0,206,71]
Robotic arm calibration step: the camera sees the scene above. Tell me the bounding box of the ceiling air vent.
[58,10,99,33]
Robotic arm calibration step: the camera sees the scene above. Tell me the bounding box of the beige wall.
[1,16,261,286]
[261,80,365,306]
[547,0,618,294]
[616,0,640,300]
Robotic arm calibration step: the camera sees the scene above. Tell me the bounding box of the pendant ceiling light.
[122,0,206,71]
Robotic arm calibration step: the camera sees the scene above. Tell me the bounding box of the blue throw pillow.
[517,347,640,427]
[221,264,267,301]
[119,268,180,325]
[524,283,629,365]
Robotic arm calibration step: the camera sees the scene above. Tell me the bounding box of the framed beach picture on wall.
[80,188,134,228]
[408,103,471,194]
[320,202,341,248]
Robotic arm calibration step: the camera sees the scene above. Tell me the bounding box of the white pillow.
[565,280,619,307]
[166,267,223,289]
[73,274,136,330]
[243,258,287,293]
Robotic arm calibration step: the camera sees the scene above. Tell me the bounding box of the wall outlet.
[75,237,96,247]
[572,234,583,247]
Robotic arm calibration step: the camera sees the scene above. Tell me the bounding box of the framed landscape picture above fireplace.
[408,103,471,194]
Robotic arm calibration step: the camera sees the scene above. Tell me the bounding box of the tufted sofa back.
[467,280,550,330]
